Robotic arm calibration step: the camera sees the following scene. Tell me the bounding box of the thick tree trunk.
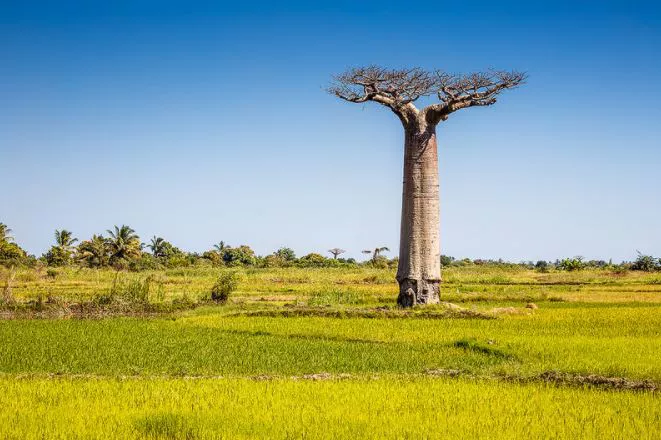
[396,126,441,307]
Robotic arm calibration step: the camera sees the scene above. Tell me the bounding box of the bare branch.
[328,248,346,259]
[424,69,527,125]
[328,66,437,125]
[329,66,526,128]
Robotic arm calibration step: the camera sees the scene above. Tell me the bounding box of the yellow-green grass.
[4,266,661,305]
[1,376,659,440]
[2,265,660,439]
[1,305,660,380]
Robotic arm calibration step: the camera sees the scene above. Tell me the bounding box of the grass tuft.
[135,412,197,439]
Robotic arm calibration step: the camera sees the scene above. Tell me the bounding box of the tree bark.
[396,125,441,307]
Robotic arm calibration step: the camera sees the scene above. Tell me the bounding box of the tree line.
[1,222,659,272]
[0,222,395,270]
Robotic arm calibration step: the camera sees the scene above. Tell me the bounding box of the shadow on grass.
[226,306,496,320]
[218,328,386,345]
[453,338,518,360]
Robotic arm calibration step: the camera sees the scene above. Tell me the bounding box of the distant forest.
[1,222,659,272]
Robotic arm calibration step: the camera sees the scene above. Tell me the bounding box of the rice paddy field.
[1,265,660,439]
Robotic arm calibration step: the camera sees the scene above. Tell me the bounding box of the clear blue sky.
[2,1,660,261]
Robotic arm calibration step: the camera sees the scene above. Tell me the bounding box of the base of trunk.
[397,278,440,307]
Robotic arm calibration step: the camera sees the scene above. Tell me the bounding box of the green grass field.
[1,266,660,438]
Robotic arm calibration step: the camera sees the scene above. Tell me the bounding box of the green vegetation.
[210,271,238,302]
[0,224,660,439]
[1,300,660,380]
[2,220,658,273]
[1,377,658,440]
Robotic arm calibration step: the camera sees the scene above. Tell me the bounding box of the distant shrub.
[274,247,296,262]
[76,235,110,268]
[0,241,28,267]
[221,246,256,267]
[535,260,549,273]
[46,268,59,279]
[297,253,336,268]
[42,246,72,267]
[631,252,660,272]
[211,271,238,303]
[370,256,390,269]
[260,254,287,268]
[128,254,162,271]
[202,250,223,267]
[440,255,455,267]
[165,253,196,268]
[557,257,584,271]
[388,257,399,270]
[584,260,608,269]
[193,257,213,268]
[611,264,630,275]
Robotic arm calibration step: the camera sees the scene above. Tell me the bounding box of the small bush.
[534,261,549,273]
[0,241,29,267]
[220,245,256,267]
[557,257,584,271]
[631,252,660,272]
[42,246,72,267]
[210,271,238,303]
[440,255,455,267]
[370,256,390,269]
[129,254,162,271]
[297,253,334,268]
[611,264,630,275]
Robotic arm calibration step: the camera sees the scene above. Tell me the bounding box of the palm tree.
[54,229,78,249]
[106,225,142,263]
[76,235,109,268]
[0,223,13,242]
[147,236,167,258]
[213,241,227,253]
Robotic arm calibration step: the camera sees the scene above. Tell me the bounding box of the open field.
[2,376,659,440]
[1,266,660,438]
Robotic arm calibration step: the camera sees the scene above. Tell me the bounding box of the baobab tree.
[328,248,346,259]
[362,247,390,261]
[330,66,526,307]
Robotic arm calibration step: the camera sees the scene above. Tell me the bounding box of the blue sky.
[2,1,660,261]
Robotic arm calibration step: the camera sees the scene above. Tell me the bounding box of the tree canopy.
[329,66,526,127]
